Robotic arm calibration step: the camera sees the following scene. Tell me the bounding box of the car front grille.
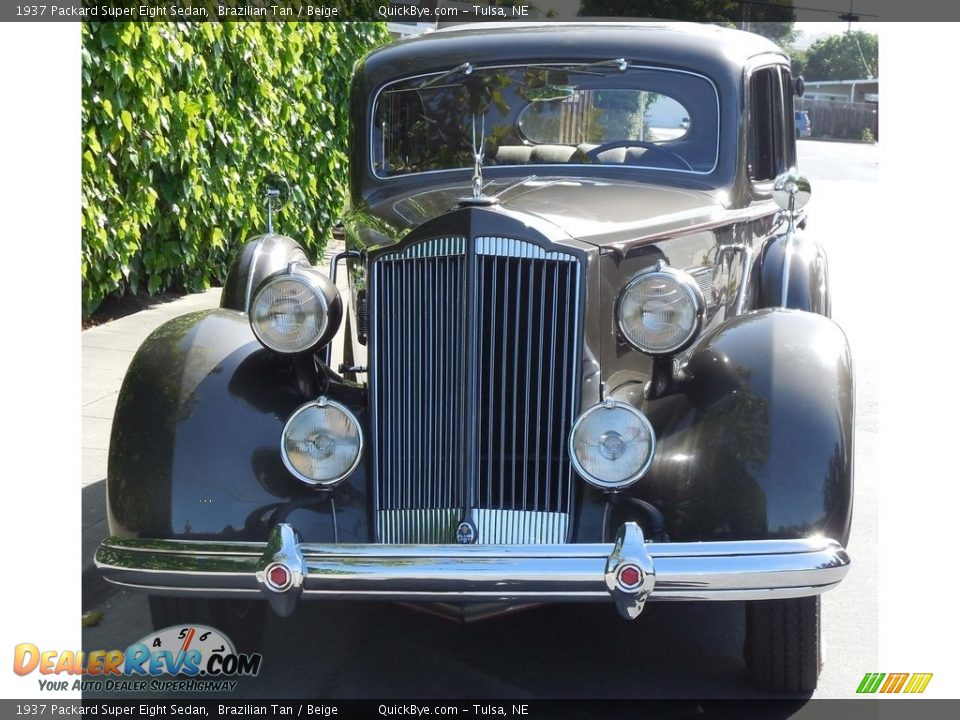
[370,235,583,544]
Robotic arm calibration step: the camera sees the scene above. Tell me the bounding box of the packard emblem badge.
[455,520,477,545]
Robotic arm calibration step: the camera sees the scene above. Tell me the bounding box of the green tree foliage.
[786,47,807,79]
[804,31,878,81]
[81,22,389,317]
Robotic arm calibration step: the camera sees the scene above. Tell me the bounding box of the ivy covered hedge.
[81,22,389,316]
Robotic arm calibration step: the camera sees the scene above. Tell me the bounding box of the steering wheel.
[582,140,693,171]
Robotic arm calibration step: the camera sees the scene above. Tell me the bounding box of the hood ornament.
[458,114,498,207]
[471,113,485,199]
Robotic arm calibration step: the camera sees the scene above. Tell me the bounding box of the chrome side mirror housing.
[258,173,290,233]
[773,170,811,216]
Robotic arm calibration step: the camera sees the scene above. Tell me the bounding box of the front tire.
[149,597,267,653]
[744,596,821,693]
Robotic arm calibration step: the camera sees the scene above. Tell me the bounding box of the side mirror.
[258,173,290,233]
[773,170,811,216]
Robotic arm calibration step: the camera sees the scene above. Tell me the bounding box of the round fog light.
[569,399,656,490]
[281,398,362,487]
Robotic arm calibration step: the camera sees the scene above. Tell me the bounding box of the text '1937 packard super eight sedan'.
[96,22,853,694]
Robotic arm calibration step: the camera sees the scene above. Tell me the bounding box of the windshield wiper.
[418,62,474,90]
[524,58,628,76]
[416,58,627,89]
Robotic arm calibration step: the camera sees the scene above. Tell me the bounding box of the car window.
[749,66,794,181]
[372,65,719,178]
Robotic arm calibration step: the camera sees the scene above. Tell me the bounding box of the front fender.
[758,230,830,316]
[106,309,371,543]
[626,309,854,544]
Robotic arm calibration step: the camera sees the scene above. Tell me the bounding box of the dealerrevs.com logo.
[13,625,262,693]
[856,672,934,694]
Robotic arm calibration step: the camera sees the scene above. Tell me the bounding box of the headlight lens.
[617,265,704,355]
[281,398,362,486]
[251,272,329,354]
[569,399,656,490]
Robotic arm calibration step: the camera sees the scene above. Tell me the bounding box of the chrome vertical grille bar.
[560,261,575,516]
[403,253,411,511]
[522,261,534,515]
[544,263,559,512]
[499,255,509,515]
[534,261,546,514]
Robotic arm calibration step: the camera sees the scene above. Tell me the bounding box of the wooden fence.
[797,98,879,141]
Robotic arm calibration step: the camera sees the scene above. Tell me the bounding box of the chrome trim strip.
[735,244,754,316]
[610,203,778,246]
[243,234,269,314]
[780,228,795,306]
[475,236,573,260]
[377,509,461,545]
[96,523,850,619]
[473,509,569,545]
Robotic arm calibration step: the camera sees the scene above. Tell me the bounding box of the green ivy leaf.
[81,21,391,317]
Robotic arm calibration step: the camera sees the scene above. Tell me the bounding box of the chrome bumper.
[95,523,850,620]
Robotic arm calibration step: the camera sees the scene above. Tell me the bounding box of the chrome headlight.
[250,265,341,354]
[617,264,704,355]
[281,398,362,487]
[569,399,656,490]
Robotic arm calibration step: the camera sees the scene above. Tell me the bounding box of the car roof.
[360,22,785,87]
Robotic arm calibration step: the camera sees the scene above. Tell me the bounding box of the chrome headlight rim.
[568,399,657,491]
[280,397,363,487]
[616,264,705,357]
[250,266,331,355]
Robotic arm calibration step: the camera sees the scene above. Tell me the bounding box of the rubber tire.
[149,597,267,653]
[744,596,821,694]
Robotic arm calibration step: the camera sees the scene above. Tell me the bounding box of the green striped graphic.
[857,673,886,693]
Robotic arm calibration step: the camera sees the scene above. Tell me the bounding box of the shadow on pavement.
[82,479,113,611]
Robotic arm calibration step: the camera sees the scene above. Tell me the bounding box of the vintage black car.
[96,23,853,694]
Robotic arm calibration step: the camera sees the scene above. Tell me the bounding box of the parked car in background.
[97,23,853,695]
[796,109,812,138]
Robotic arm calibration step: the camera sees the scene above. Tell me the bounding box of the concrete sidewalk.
[81,241,346,610]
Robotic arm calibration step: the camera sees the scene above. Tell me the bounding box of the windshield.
[372,64,719,178]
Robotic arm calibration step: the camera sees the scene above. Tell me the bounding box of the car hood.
[383,177,731,248]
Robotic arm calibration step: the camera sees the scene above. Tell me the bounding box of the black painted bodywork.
[107,23,853,549]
